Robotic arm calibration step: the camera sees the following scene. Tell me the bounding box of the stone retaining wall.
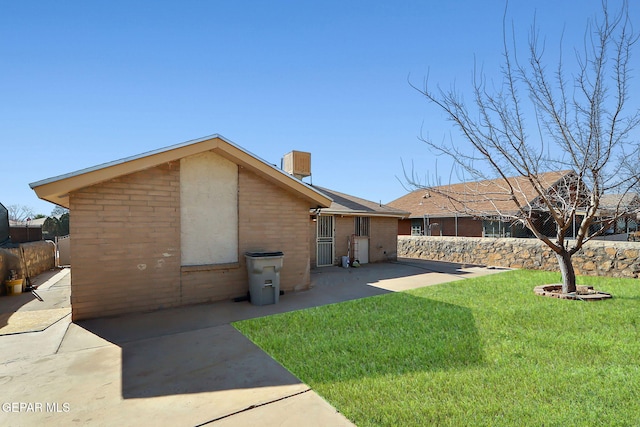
[398,236,640,279]
[0,241,57,291]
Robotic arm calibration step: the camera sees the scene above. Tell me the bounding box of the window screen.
[354,217,370,236]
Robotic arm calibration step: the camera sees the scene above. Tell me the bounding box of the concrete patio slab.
[0,307,69,335]
[211,389,354,427]
[1,323,315,426]
[0,268,70,336]
[0,258,508,426]
[0,313,71,365]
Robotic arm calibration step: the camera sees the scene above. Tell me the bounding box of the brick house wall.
[437,217,483,237]
[181,166,312,305]
[398,217,482,237]
[334,216,353,264]
[69,160,314,320]
[70,162,182,320]
[238,167,312,290]
[369,217,399,262]
[398,219,411,235]
[316,215,399,266]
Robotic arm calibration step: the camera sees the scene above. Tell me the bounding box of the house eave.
[30,134,332,209]
[316,209,409,218]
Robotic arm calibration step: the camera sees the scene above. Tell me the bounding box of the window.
[411,218,423,236]
[354,217,370,236]
[482,220,511,237]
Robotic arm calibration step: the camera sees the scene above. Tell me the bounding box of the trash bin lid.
[245,251,284,257]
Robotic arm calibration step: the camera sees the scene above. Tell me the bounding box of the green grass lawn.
[233,270,640,426]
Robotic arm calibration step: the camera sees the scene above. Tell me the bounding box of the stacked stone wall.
[398,236,640,278]
[0,241,56,294]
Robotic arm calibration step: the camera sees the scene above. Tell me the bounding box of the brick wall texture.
[334,216,398,263]
[309,215,399,267]
[369,217,400,262]
[334,216,353,263]
[69,160,315,320]
[398,217,483,236]
[70,162,182,320]
[399,235,640,278]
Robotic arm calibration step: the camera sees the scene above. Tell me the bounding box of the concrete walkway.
[0,259,508,426]
[0,268,71,336]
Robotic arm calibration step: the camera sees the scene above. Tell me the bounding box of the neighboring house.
[597,193,640,235]
[30,135,332,320]
[279,150,409,267]
[29,135,405,320]
[308,186,409,267]
[388,170,581,238]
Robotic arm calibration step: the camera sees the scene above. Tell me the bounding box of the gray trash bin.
[245,251,284,305]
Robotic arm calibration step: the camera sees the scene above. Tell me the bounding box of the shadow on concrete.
[394,258,488,274]
[0,268,69,312]
[119,324,304,399]
[0,268,70,334]
[73,259,499,399]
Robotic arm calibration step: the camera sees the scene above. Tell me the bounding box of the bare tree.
[51,206,69,217]
[7,204,35,222]
[411,1,640,294]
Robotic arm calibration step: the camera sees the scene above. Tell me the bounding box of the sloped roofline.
[388,170,579,218]
[312,186,410,218]
[29,134,333,209]
[318,209,409,218]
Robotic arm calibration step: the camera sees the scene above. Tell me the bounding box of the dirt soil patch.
[534,284,612,301]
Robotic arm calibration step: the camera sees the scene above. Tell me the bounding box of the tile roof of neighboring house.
[598,193,640,212]
[388,170,577,218]
[30,134,332,209]
[313,186,410,218]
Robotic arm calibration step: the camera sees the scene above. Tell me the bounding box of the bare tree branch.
[408,0,640,293]
[7,205,35,222]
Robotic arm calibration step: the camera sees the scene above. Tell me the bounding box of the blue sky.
[1,0,637,215]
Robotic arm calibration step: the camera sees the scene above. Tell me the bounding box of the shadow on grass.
[234,292,484,383]
[73,259,495,399]
[607,295,640,301]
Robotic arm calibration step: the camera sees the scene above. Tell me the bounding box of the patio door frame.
[316,215,335,267]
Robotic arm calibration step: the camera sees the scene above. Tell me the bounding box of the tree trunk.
[556,250,577,294]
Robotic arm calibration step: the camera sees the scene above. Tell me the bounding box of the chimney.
[282,151,311,180]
